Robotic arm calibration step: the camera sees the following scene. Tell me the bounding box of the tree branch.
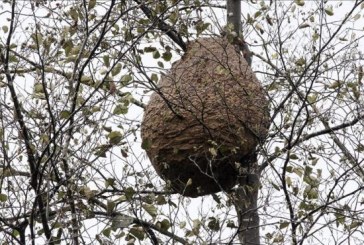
[134,0,187,52]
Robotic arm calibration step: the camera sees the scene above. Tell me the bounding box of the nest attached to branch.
[141,37,270,197]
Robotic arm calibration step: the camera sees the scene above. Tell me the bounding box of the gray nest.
[141,38,270,197]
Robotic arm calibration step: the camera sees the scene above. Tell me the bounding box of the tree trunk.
[233,174,260,244]
[227,0,241,35]
[226,1,260,244]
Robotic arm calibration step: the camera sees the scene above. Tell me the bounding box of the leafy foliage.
[0,0,363,244]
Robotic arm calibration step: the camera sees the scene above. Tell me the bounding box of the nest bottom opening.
[154,150,241,197]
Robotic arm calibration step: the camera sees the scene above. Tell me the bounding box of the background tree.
[0,0,363,244]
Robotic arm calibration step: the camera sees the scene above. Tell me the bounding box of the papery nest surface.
[141,37,270,197]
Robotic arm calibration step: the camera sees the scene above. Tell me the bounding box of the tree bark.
[233,174,260,244]
[226,2,260,243]
[227,0,241,35]
[226,0,252,65]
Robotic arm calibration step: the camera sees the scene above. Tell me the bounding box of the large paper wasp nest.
[141,38,270,197]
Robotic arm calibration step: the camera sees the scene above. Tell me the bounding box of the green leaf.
[120,74,133,84]
[356,144,364,152]
[63,40,73,57]
[311,158,319,165]
[102,227,112,237]
[304,186,318,199]
[108,131,123,145]
[156,219,170,231]
[325,6,334,16]
[112,63,122,76]
[349,221,362,230]
[88,0,96,10]
[254,11,262,18]
[289,153,299,160]
[179,221,186,229]
[192,219,201,232]
[304,165,313,177]
[31,33,43,44]
[80,186,95,199]
[103,126,112,132]
[0,193,8,202]
[286,176,292,187]
[207,217,220,231]
[12,230,20,237]
[299,23,310,29]
[169,11,178,24]
[156,195,167,205]
[212,193,221,204]
[273,234,284,243]
[279,221,290,229]
[2,26,8,33]
[94,145,110,158]
[151,73,158,82]
[71,45,81,55]
[130,227,145,240]
[271,182,280,191]
[141,139,151,150]
[353,13,361,21]
[335,213,345,227]
[91,106,101,112]
[295,0,305,6]
[112,214,134,229]
[196,22,210,36]
[113,104,128,115]
[34,83,44,93]
[124,30,133,42]
[8,55,18,63]
[255,23,264,34]
[60,110,71,119]
[125,187,135,200]
[246,13,254,24]
[105,178,115,188]
[307,94,317,104]
[121,148,128,158]
[329,80,341,89]
[152,50,160,59]
[168,200,177,209]
[295,57,306,66]
[136,27,145,33]
[226,220,236,228]
[312,32,320,41]
[65,56,77,63]
[157,61,164,68]
[144,46,157,53]
[58,191,66,200]
[293,167,303,177]
[142,203,157,218]
[266,14,273,26]
[107,200,116,214]
[69,8,79,21]
[80,75,92,84]
[291,5,296,12]
[103,55,110,68]
[162,51,172,61]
